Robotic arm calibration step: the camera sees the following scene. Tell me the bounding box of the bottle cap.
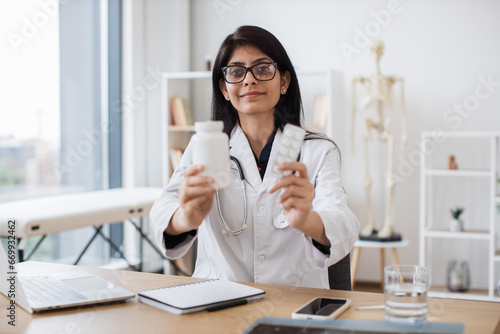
[195,121,223,132]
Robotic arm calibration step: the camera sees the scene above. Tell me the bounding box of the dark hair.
[211,25,303,136]
[211,25,340,161]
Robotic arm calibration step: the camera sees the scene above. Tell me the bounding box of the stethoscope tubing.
[217,155,292,236]
[230,156,245,181]
[217,156,247,236]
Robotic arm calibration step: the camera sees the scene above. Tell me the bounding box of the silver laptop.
[0,245,135,313]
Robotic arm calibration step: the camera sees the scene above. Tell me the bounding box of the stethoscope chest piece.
[273,213,289,229]
[218,155,293,234]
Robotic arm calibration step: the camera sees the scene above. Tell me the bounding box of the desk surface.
[1,262,499,334]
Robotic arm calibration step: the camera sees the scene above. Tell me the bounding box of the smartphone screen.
[295,298,348,316]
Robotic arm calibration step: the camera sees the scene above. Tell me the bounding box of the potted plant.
[450,207,464,232]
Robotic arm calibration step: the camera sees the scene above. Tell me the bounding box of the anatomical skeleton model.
[351,40,406,239]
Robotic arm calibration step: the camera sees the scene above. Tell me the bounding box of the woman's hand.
[167,165,215,235]
[267,162,313,230]
[267,162,330,246]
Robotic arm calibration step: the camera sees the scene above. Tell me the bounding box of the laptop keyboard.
[21,275,89,308]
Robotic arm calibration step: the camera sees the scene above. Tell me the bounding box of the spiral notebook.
[138,279,265,314]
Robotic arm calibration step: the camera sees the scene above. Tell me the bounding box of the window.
[1,0,122,266]
[0,1,61,201]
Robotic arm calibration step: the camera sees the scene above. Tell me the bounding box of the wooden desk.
[1,262,499,334]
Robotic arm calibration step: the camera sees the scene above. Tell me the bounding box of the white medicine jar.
[192,121,230,189]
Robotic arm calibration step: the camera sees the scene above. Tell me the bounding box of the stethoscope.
[216,156,289,236]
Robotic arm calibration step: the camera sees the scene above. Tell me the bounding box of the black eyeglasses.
[221,62,277,84]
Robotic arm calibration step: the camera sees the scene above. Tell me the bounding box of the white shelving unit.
[419,131,500,302]
[160,69,345,186]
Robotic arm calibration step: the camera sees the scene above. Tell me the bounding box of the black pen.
[207,299,248,312]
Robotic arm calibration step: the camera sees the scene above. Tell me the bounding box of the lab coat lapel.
[261,129,283,192]
[229,126,262,191]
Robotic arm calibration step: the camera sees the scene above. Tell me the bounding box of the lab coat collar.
[229,125,263,192]
[229,125,283,194]
[261,130,283,191]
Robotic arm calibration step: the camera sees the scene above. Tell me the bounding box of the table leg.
[380,248,385,291]
[74,226,102,265]
[391,248,399,265]
[17,238,27,262]
[139,217,144,272]
[128,218,191,276]
[24,235,47,261]
[350,247,361,290]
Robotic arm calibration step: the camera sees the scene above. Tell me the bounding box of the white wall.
[122,0,191,271]
[133,0,500,286]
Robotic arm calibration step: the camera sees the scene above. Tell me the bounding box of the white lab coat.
[150,125,359,289]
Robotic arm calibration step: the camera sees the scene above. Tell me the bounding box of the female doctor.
[150,26,359,288]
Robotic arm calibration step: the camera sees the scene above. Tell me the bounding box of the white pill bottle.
[192,121,230,189]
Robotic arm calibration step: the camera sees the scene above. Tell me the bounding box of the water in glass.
[384,265,429,323]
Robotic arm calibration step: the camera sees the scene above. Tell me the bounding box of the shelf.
[161,69,342,185]
[424,229,491,240]
[296,69,331,76]
[421,131,500,138]
[428,289,500,302]
[168,125,195,132]
[161,69,335,80]
[423,169,492,177]
[420,132,500,302]
[162,71,211,79]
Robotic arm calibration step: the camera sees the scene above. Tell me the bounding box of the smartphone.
[291,297,351,320]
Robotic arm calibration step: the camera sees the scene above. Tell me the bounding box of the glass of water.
[384,265,429,323]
